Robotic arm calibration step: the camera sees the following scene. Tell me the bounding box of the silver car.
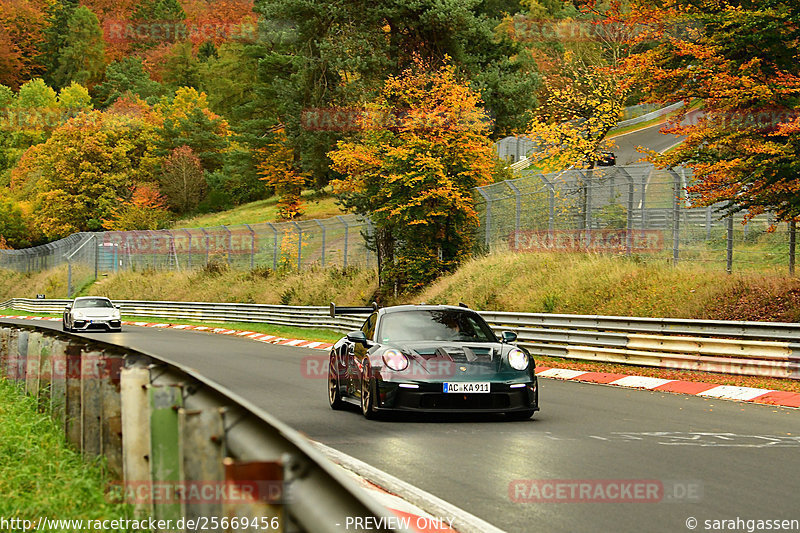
[63,297,122,332]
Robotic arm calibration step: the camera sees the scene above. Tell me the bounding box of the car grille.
[418,393,511,410]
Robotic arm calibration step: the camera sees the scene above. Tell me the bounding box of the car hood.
[394,341,504,376]
[72,309,117,318]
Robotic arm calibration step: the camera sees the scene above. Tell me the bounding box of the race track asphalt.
[5,320,799,533]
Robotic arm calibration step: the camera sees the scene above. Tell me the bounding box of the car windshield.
[378,309,497,343]
[73,299,113,309]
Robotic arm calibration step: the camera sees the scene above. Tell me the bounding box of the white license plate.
[443,382,490,393]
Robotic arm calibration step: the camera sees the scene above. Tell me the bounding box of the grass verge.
[0,378,132,527]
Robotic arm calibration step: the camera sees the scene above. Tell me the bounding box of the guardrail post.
[65,343,82,446]
[102,354,124,478]
[315,220,326,267]
[25,331,42,396]
[149,383,185,523]
[181,408,226,521]
[121,365,153,516]
[81,349,105,459]
[50,339,67,428]
[337,216,349,268]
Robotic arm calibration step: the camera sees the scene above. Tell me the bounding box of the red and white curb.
[2,315,798,409]
[535,366,800,409]
[0,315,335,351]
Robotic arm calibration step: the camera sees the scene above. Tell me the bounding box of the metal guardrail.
[2,298,798,380]
[0,320,405,532]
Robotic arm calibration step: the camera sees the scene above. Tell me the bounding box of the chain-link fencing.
[475,163,796,272]
[0,214,376,296]
[1,164,796,297]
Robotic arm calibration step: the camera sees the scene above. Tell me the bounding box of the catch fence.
[475,164,796,272]
[1,164,796,293]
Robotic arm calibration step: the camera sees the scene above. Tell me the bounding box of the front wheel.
[62,320,70,332]
[328,354,346,410]
[360,359,381,420]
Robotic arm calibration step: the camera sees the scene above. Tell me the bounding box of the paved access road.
[7,321,799,533]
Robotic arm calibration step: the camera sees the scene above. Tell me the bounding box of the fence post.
[149,230,158,270]
[582,171,592,248]
[222,225,231,265]
[292,221,302,271]
[670,169,681,265]
[184,229,192,270]
[201,228,210,266]
[244,224,256,269]
[539,174,555,236]
[506,180,522,249]
[619,168,635,256]
[266,223,278,270]
[726,215,734,273]
[315,220,326,267]
[790,221,796,276]
[337,216,349,268]
[475,187,492,249]
[94,234,99,280]
[706,206,712,240]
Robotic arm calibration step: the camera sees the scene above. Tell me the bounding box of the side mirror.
[501,331,517,343]
[64,305,71,311]
[346,330,369,346]
[115,305,121,310]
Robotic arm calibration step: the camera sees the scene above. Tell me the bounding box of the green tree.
[17,78,57,109]
[95,58,164,108]
[38,0,79,88]
[57,82,92,110]
[52,6,106,88]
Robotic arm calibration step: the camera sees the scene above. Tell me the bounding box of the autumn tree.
[258,128,306,219]
[29,109,160,238]
[0,195,30,248]
[154,87,231,172]
[103,183,170,230]
[159,145,206,213]
[526,56,625,169]
[329,61,494,295]
[0,0,49,89]
[620,0,800,221]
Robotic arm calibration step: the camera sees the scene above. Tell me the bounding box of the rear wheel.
[360,359,381,420]
[328,353,346,410]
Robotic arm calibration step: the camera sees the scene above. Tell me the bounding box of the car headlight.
[508,348,529,371]
[72,312,84,319]
[382,349,409,371]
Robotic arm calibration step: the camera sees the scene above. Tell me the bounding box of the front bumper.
[71,319,122,331]
[373,380,538,414]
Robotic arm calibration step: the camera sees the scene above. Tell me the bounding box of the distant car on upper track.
[62,297,122,332]
[327,303,539,420]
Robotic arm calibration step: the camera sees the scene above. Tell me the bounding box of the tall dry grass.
[2,251,799,321]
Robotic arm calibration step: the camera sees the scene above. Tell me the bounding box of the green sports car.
[328,303,539,420]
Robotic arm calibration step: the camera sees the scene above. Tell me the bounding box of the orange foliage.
[258,128,305,220]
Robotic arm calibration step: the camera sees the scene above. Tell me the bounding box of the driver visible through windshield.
[73,299,114,309]
[378,310,497,343]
